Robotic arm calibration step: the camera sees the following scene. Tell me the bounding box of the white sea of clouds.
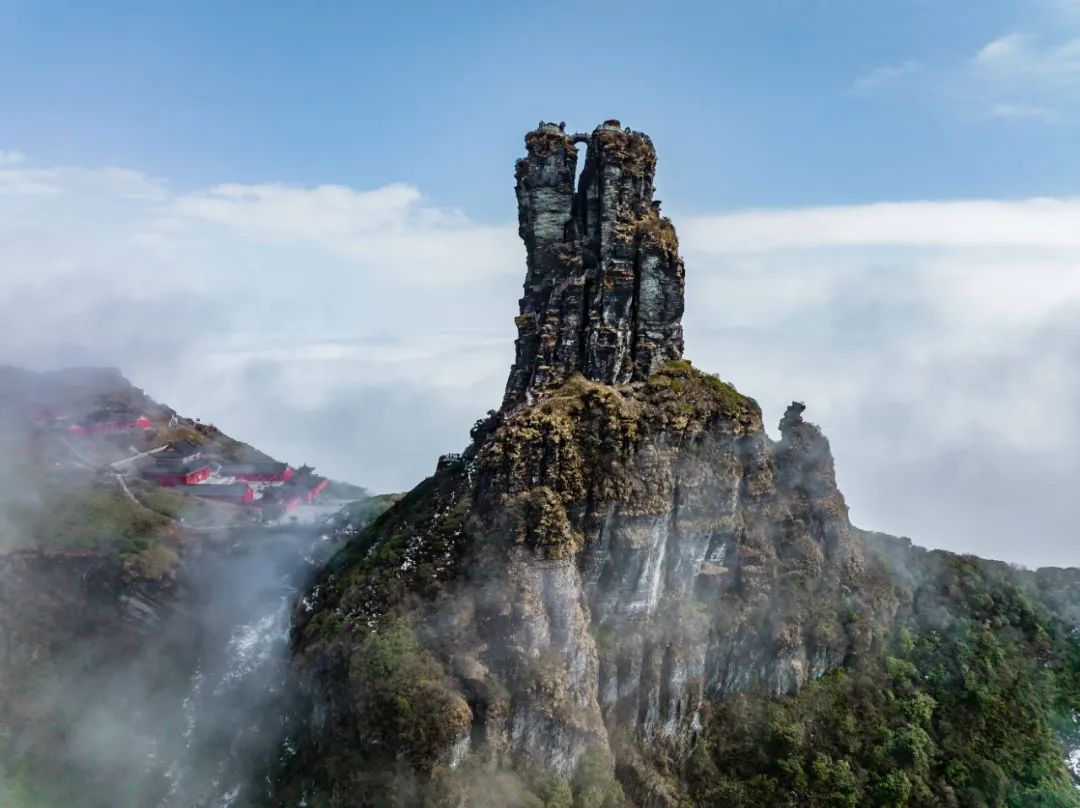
[3,156,1080,566]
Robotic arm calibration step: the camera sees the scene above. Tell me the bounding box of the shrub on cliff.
[689,549,1080,807]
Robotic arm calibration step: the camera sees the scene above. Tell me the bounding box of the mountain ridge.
[273,122,1080,806]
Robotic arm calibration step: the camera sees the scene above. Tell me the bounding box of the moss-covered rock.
[283,361,882,805]
[275,119,1080,807]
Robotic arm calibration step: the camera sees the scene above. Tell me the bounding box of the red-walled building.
[154,440,204,468]
[68,410,152,435]
[282,476,329,504]
[218,462,293,483]
[143,440,208,485]
[278,494,304,513]
[305,478,329,502]
[144,464,212,487]
[261,474,327,513]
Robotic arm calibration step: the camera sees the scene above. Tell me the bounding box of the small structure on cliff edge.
[502,120,686,411]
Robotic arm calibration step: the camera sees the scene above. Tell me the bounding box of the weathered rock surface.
[0,550,179,682]
[0,548,185,782]
[286,370,883,802]
[279,122,896,805]
[278,121,1080,806]
[504,121,685,411]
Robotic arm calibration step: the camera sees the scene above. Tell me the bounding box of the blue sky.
[5,1,1080,566]
[4,0,1080,216]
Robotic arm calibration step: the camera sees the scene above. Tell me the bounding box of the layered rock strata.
[504,121,685,411]
[282,122,885,805]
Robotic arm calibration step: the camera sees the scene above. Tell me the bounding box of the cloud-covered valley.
[3,155,1079,566]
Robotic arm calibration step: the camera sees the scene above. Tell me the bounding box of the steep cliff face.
[283,122,901,806]
[280,121,1080,808]
[0,550,181,714]
[286,369,889,801]
[504,121,684,411]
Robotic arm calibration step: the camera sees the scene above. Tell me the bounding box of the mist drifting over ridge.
[1,148,1080,565]
[7,0,1080,804]
[266,120,1080,806]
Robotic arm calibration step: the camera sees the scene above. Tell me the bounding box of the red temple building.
[143,440,211,486]
[218,462,293,483]
[68,409,152,435]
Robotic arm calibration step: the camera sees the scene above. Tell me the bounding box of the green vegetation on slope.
[689,549,1080,807]
[331,491,405,533]
[280,367,1080,808]
[6,483,171,556]
[648,359,757,421]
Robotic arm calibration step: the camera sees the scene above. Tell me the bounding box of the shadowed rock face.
[281,122,880,805]
[504,121,685,411]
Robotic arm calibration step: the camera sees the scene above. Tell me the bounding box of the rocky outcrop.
[0,551,180,676]
[287,372,883,804]
[0,548,183,771]
[280,122,890,806]
[503,121,685,411]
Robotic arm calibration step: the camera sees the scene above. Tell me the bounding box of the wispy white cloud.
[4,154,1080,565]
[850,61,922,95]
[963,31,1080,121]
[164,181,513,284]
[171,182,425,235]
[0,157,521,491]
[854,13,1080,123]
[683,197,1080,252]
[975,33,1031,64]
[987,102,1056,121]
[972,32,1080,93]
[682,199,1080,566]
[0,149,24,166]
